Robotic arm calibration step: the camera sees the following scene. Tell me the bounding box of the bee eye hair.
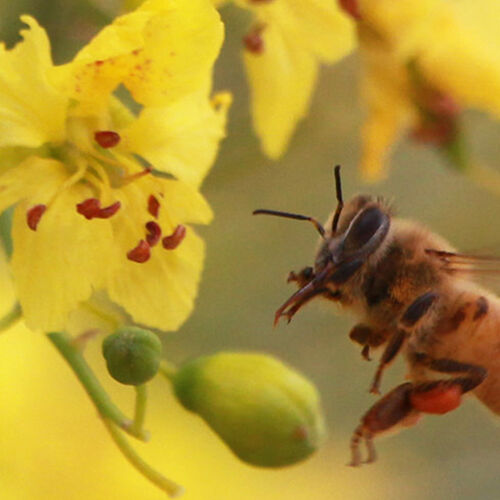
[344,207,388,251]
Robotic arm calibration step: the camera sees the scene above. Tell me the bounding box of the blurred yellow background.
[1,1,500,499]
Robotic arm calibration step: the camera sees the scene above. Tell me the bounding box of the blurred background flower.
[1,1,500,499]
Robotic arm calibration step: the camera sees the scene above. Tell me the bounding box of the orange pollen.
[410,385,462,415]
[148,194,160,218]
[338,0,361,19]
[27,204,47,231]
[76,198,121,220]
[145,221,162,247]
[94,130,121,148]
[127,240,151,263]
[162,225,186,250]
[243,26,265,55]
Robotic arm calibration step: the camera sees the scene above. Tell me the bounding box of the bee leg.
[349,324,387,361]
[408,354,487,413]
[369,292,439,394]
[287,266,314,287]
[349,382,417,466]
[369,329,407,394]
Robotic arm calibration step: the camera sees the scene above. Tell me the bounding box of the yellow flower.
[0,321,397,500]
[0,1,231,332]
[354,0,500,180]
[226,0,355,159]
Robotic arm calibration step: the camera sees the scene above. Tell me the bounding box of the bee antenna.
[252,209,326,238]
[331,165,344,234]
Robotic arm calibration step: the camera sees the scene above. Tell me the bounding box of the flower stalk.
[102,418,184,498]
[47,331,148,441]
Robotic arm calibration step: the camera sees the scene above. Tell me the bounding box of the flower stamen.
[94,130,121,148]
[127,240,151,263]
[162,225,186,250]
[148,195,160,218]
[26,204,47,231]
[243,25,266,55]
[145,221,162,247]
[120,167,152,187]
[76,198,121,220]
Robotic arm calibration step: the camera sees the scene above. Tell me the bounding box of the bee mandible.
[254,166,498,466]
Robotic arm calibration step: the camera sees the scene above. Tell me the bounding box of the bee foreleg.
[369,292,439,394]
[349,382,417,466]
[349,324,387,361]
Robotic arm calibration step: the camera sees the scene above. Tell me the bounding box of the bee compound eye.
[344,207,388,252]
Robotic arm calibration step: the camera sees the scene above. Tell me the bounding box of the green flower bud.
[102,327,162,385]
[173,352,326,467]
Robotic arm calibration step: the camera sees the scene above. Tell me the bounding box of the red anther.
[76,198,121,219]
[27,204,47,231]
[76,198,101,219]
[148,194,160,218]
[94,130,121,148]
[96,201,121,219]
[162,225,186,250]
[410,385,462,415]
[338,0,361,19]
[127,240,151,263]
[145,221,162,247]
[243,26,265,55]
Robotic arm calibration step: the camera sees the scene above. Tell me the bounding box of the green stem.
[159,360,178,383]
[0,302,22,333]
[102,419,184,498]
[47,331,148,441]
[132,384,148,435]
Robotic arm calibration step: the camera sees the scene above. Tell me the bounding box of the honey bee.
[254,166,498,466]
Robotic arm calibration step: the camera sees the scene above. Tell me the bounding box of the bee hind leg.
[350,357,487,466]
[349,382,418,466]
[408,354,487,414]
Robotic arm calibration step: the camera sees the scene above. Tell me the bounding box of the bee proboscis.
[254,166,499,466]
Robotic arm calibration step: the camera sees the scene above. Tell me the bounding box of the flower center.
[26,119,186,264]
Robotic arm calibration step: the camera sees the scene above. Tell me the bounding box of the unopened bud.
[173,352,326,467]
[102,327,162,385]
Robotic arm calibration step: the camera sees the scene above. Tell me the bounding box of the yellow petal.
[123,89,231,187]
[357,25,414,181]
[156,178,213,225]
[251,0,355,62]
[105,179,209,330]
[0,16,66,147]
[360,0,500,116]
[244,24,318,159]
[127,0,224,106]
[11,181,114,331]
[0,157,65,214]
[359,106,404,182]
[61,0,224,113]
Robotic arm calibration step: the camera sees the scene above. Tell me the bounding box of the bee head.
[314,195,391,277]
[253,167,392,325]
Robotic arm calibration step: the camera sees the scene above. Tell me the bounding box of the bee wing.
[425,249,500,275]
